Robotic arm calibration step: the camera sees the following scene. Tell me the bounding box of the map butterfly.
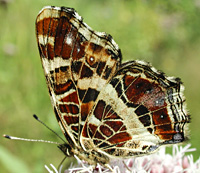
[35,6,190,168]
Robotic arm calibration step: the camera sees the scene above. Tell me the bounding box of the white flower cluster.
[45,144,200,173]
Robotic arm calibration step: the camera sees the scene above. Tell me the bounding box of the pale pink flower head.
[45,144,200,173]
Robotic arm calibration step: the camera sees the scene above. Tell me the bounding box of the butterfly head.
[58,143,73,157]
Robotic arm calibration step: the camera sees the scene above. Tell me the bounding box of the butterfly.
[35,6,190,169]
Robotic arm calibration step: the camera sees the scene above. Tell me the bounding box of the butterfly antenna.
[3,134,61,145]
[33,114,66,143]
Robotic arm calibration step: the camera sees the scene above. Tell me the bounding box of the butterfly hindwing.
[82,60,189,157]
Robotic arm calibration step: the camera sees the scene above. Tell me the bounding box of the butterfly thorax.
[58,143,109,165]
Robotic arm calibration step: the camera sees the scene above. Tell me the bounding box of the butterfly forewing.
[36,6,121,146]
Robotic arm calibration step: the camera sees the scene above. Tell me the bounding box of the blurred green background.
[1,0,200,172]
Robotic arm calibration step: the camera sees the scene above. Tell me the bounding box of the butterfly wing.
[82,60,190,157]
[36,6,121,146]
[36,6,189,162]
